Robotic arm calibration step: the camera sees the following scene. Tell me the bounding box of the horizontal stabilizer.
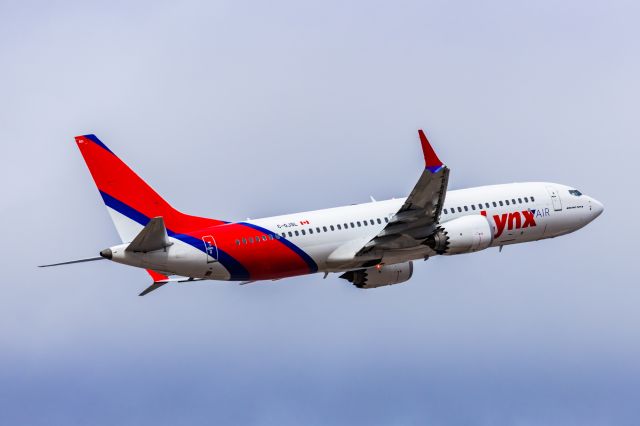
[38,256,104,268]
[139,281,168,296]
[139,269,203,296]
[126,217,172,253]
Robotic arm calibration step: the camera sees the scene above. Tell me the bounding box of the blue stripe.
[100,191,249,280]
[101,191,150,226]
[238,222,318,274]
[84,134,115,155]
[426,165,443,173]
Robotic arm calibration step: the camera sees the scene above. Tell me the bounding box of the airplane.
[40,131,604,296]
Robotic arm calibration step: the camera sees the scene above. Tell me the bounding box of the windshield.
[568,189,583,196]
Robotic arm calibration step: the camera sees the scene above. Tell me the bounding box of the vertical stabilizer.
[75,134,225,242]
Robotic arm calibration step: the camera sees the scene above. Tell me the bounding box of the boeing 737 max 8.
[40,131,603,295]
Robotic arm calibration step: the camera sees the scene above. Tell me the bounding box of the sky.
[1,0,639,424]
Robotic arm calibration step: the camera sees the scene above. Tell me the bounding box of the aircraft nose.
[590,197,604,218]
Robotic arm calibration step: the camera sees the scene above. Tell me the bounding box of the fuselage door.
[202,235,218,263]
[546,186,563,211]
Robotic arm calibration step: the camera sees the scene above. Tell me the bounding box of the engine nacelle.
[340,261,414,289]
[425,215,493,255]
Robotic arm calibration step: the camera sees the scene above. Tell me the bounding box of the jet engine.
[340,261,414,289]
[424,215,493,255]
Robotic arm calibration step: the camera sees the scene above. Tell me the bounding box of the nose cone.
[590,197,604,219]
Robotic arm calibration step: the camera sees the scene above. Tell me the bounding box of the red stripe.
[76,136,225,232]
[187,223,310,280]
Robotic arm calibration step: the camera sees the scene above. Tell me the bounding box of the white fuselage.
[247,181,601,271]
[107,181,603,281]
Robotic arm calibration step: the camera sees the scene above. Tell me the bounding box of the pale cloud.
[0,0,638,424]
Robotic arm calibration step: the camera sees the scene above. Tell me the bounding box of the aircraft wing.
[357,130,449,255]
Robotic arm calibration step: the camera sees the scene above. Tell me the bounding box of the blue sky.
[1,0,638,424]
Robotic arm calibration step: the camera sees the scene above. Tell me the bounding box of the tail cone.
[100,248,113,259]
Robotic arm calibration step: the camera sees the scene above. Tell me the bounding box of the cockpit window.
[569,189,583,196]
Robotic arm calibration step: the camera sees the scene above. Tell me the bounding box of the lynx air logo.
[481,209,549,238]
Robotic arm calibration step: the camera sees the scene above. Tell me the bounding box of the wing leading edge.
[357,129,449,255]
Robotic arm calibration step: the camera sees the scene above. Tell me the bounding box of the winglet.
[418,129,444,173]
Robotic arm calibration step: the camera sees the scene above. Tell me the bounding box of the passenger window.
[309,229,313,234]
[524,197,529,202]
[464,206,468,211]
[505,200,510,205]
[323,226,328,232]
[471,205,476,210]
[499,201,503,206]
[377,218,382,224]
[288,232,293,237]
[235,239,240,245]
[531,196,535,202]
[337,224,342,230]
[485,203,490,208]
[363,221,368,226]
[249,237,254,243]
[262,235,267,241]
[316,227,321,233]
[384,217,389,223]
[518,198,522,203]
[269,235,273,240]
[276,234,281,239]
[357,221,361,227]
[512,199,516,204]
[478,204,483,209]
[294,230,299,236]
[256,235,261,242]
[369,219,374,225]
[301,230,306,236]
[330,225,335,231]
[350,222,355,228]
[457,207,462,212]
[344,223,348,229]
[242,238,247,244]
[443,208,448,214]
[492,202,497,207]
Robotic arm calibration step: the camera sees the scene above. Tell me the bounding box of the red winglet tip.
[147,269,169,283]
[418,129,443,169]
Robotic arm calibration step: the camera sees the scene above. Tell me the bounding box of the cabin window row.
[234,217,390,245]
[280,217,389,238]
[442,196,535,215]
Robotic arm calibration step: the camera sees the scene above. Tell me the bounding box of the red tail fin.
[75,134,225,241]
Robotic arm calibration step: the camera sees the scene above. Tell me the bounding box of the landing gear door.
[202,235,218,263]
[546,186,563,212]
